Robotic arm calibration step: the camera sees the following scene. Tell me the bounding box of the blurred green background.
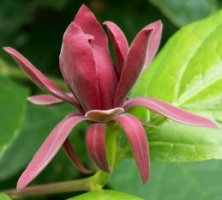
[0,0,222,199]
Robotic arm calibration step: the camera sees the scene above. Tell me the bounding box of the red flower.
[4,5,217,190]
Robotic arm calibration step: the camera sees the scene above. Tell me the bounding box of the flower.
[4,5,217,190]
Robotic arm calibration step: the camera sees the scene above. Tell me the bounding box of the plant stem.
[6,179,90,198]
[4,172,110,198]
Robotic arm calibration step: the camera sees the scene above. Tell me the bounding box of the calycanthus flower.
[4,5,217,190]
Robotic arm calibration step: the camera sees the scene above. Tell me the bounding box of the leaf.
[0,103,87,181]
[131,10,222,162]
[0,76,28,159]
[67,190,143,200]
[0,193,11,200]
[148,0,219,26]
[109,159,222,200]
[149,119,222,162]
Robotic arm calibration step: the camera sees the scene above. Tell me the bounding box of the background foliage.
[1,0,222,199]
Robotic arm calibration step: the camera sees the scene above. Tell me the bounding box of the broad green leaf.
[131,10,222,162]
[0,103,87,181]
[0,193,11,200]
[109,159,222,200]
[0,76,28,159]
[149,0,219,26]
[68,190,143,200]
[149,119,222,162]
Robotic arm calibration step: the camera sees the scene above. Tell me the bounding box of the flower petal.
[104,21,129,75]
[63,139,91,174]
[3,47,79,108]
[124,97,218,128]
[73,5,118,109]
[59,22,101,111]
[114,114,150,183]
[17,113,86,190]
[28,95,64,106]
[86,123,110,172]
[85,107,124,123]
[74,4,108,48]
[28,93,76,106]
[114,21,162,107]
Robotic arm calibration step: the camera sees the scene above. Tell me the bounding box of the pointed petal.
[73,5,118,109]
[124,98,218,128]
[59,22,101,111]
[114,114,150,183]
[114,21,163,107]
[17,113,86,190]
[86,123,110,172]
[74,4,108,47]
[63,139,91,174]
[28,93,76,106]
[28,95,64,105]
[104,21,129,75]
[3,47,79,107]
[85,107,124,123]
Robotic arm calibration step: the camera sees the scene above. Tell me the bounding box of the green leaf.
[0,193,11,200]
[109,159,222,200]
[0,76,28,159]
[0,103,87,181]
[149,120,222,162]
[131,10,222,162]
[148,0,219,26]
[67,190,143,200]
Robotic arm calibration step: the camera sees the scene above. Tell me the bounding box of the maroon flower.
[4,5,217,190]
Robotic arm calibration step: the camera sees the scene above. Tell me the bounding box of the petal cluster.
[4,5,218,190]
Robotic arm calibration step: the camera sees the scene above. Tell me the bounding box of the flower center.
[85,107,124,123]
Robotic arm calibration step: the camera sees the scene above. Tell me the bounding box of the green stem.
[4,171,110,198]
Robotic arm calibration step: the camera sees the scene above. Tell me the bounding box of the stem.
[106,123,119,168]
[6,179,90,198]
[4,171,110,199]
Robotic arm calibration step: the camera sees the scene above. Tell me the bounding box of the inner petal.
[85,107,124,123]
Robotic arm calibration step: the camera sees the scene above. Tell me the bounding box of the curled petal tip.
[85,34,95,41]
